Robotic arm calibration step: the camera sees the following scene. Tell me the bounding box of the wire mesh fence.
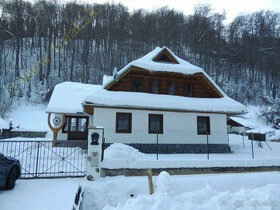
[0,140,87,179]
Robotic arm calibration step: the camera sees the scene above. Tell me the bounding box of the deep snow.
[81,172,280,210]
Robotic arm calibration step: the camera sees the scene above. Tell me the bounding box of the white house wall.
[92,108,228,145]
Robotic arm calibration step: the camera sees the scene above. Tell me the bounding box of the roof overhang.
[82,102,245,116]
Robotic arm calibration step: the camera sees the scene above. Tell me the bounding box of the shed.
[227,116,256,135]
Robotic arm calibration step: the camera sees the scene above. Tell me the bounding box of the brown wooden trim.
[197,116,210,135]
[84,105,94,115]
[89,105,241,115]
[116,112,132,133]
[148,114,163,134]
[196,73,223,98]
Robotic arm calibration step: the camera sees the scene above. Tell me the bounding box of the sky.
[75,0,280,24]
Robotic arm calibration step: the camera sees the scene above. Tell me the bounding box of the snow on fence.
[0,140,87,178]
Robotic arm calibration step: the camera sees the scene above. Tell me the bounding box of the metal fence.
[0,140,87,179]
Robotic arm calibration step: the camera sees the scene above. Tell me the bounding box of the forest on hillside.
[0,0,279,125]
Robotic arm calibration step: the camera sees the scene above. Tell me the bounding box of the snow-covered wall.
[92,108,228,145]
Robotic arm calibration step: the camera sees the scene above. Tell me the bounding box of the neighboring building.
[227,116,256,135]
[0,117,10,139]
[47,47,246,153]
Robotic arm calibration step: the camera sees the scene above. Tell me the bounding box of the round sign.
[53,117,62,125]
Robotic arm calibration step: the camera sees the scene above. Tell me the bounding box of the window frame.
[116,112,132,133]
[148,114,163,134]
[184,83,193,97]
[197,116,210,135]
[151,80,159,94]
[168,81,176,95]
[133,78,142,92]
[62,116,89,133]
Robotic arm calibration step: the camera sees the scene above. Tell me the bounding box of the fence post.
[207,133,209,160]
[35,142,40,178]
[156,130,159,160]
[251,140,254,159]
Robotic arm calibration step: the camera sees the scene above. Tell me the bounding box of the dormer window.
[184,83,192,97]
[169,82,176,95]
[133,78,142,92]
[151,80,159,94]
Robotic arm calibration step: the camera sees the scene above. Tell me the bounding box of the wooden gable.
[105,66,223,98]
[153,49,179,64]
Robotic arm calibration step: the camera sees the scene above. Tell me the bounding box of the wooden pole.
[47,113,65,147]
[147,169,154,195]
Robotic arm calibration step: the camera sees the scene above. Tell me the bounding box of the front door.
[63,116,89,140]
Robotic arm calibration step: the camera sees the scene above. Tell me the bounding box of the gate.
[0,140,87,178]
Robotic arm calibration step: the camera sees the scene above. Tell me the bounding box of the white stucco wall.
[92,108,228,145]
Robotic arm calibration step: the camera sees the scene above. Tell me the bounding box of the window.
[151,80,159,94]
[149,114,163,134]
[184,83,192,97]
[197,116,210,135]
[169,82,176,95]
[116,113,132,133]
[133,78,142,92]
[63,116,88,133]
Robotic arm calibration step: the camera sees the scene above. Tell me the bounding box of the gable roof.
[229,116,257,128]
[85,47,246,114]
[46,82,102,114]
[104,46,205,89]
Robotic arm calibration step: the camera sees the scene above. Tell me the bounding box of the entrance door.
[63,116,89,140]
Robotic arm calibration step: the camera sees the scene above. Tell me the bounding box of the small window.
[149,114,163,134]
[70,118,77,131]
[151,80,159,94]
[184,83,192,97]
[63,116,88,133]
[116,113,132,133]
[169,82,176,95]
[197,116,210,135]
[133,78,142,92]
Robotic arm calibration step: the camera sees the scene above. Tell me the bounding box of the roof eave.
[83,102,245,115]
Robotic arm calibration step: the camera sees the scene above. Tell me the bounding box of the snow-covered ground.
[81,172,280,210]
[1,172,279,210]
[0,178,83,210]
[3,103,50,132]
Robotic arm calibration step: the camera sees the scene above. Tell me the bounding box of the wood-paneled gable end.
[106,67,223,98]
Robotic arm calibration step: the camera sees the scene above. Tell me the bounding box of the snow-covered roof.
[84,47,245,114]
[0,117,9,130]
[103,75,113,85]
[46,82,102,114]
[103,47,228,97]
[246,127,275,134]
[103,46,205,88]
[84,90,246,114]
[229,116,257,129]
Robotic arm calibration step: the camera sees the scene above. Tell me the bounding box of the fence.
[0,140,87,178]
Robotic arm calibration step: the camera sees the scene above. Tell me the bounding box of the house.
[46,47,246,153]
[227,116,256,135]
